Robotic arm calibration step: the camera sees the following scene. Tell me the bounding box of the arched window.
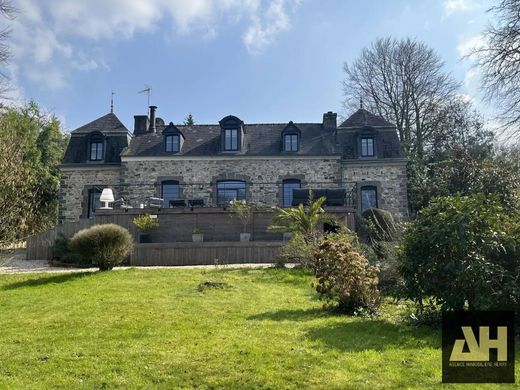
[165,134,180,153]
[162,180,180,208]
[89,133,104,161]
[216,180,246,205]
[360,186,378,211]
[282,179,301,207]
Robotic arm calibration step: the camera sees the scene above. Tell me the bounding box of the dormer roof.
[339,109,395,128]
[71,113,129,134]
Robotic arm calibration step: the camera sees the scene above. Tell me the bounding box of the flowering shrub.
[314,238,380,313]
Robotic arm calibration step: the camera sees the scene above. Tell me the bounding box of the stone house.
[59,106,408,224]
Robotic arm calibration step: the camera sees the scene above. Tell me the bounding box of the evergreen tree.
[183,113,195,126]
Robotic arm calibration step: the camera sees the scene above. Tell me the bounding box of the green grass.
[0,268,517,389]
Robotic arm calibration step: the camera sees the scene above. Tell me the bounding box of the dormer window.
[224,128,239,151]
[165,134,180,153]
[281,121,301,153]
[283,134,299,152]
[89,134,104,161]
[162,122,184,154]
[361,137,375,157]
[219,115,244,153]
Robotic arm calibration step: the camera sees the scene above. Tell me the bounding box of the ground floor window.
[162,180,180,208]
[217,180,246,205]
[360,186,378,211]
[87,188,102,218]
[282,179,301,207]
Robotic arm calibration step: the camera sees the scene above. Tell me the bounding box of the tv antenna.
[138,84,152,110]
[110,90,115,113]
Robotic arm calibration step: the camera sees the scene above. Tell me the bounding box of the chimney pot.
[134,115,149,136]
[149,105,157,133]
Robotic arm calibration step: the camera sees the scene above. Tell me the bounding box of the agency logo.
[442,311,515,383]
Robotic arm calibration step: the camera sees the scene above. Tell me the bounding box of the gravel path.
[0,250,279,274]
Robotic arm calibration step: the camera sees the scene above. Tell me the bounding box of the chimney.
[149,105,157,133]
[323,111,337,130]
[133,115,149,136]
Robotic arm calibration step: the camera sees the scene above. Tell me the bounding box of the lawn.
[0,268,517,389]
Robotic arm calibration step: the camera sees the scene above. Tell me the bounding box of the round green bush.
[399,194,520,313]
[69,224,134,271]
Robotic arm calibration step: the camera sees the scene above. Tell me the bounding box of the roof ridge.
[177,122,322,127]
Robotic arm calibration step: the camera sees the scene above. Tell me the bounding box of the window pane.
[96,143,103,160]
[283,179,301,207]
[88,189,102,218]
[361,187,377,211]
[361,138,374,157]
[165,135,179,152]
[90,142,103,160]
[217,180,246,204]
[284,134,298,152]
[225,129,238,151]
[162,181,180,208]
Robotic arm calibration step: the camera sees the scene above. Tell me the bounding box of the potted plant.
[132,214,159,243]
[229,199,254,241]
[192,227,204,243]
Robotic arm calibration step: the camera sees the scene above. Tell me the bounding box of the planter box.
[192,233,204,243]
[139,233,152,243]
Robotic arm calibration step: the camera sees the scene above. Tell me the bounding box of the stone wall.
[59,157,409,223]
[341,160,409,221]
[120,158,343,207]
[59,166,121,222]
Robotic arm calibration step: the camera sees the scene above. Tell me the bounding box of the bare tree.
[0,0,16,97]
[471,0,520,139]
[343,37,459,159]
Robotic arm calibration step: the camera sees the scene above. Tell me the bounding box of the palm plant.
[268,192,336,237]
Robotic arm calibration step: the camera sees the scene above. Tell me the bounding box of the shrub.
[69,224,134,271]
[360,208,399,242]
[132,214,159,231]
[313,238,380,314]
[50,233,90,265]
[399,194,520,314]
[275,232,320,268]
[356,210,402,295]
[229,200,254,233]
[371,241,402,295]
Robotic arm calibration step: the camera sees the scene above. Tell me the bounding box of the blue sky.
[6,0,491,131]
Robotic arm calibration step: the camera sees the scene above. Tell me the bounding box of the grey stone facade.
[59,107,409,224]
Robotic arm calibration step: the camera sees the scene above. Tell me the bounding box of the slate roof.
[339,109,395,128]
[71,113,129,134]
[121,123,336,157]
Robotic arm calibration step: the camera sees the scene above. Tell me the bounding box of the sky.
[3,0,493,132]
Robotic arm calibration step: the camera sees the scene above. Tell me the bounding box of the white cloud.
[26,67,68,91]
[457,34,485,57]
[243,0,297,54]
[443,0,474,16]
[6,0,302,93]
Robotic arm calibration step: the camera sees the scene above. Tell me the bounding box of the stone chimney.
[323,111,337,130]
[149,105,157,133]
[134,115,149,136]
